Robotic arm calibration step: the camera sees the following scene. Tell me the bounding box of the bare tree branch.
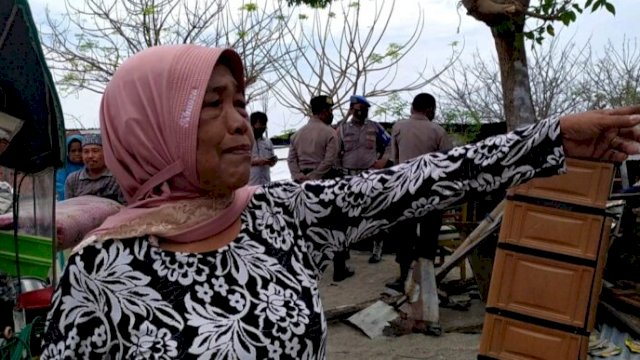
[524,10,560,21]
[270,0,456,119]
[41,0,296,102]
[579,37,640,109]
[434,34,591,123]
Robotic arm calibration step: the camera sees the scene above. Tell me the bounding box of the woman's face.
[196,64,253,196]
[68,141,83,163]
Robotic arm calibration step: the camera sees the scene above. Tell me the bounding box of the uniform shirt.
[64,168,125,204]
[249,137,275,185]
[41,118,565,360]
[337,119,391,170]
[392,114,453,163]
[287,117,339,180]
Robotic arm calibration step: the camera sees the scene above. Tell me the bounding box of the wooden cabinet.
[508,158,614,208]
[500,201,604,260]
[479,159,614,360]
[487,250,594,327]
[480,314,586,360]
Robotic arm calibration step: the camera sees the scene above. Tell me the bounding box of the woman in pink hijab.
[40,44,640,359]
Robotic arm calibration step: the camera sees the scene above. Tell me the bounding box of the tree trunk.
[460,0,535,130]
[491,19,537,131]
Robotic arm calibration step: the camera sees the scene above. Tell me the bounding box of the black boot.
[369,239,383,263]
[333,251,355,282]
[386,262,410,293]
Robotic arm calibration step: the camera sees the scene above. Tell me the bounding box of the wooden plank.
[600,301,640,337]
[436,200,505,283]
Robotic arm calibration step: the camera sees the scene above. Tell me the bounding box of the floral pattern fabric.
[41,118,565,359]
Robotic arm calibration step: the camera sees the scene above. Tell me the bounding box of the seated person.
[55,135,84,201]
[64,134,125,204]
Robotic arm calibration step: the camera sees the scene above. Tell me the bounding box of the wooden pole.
[435,200,505,283]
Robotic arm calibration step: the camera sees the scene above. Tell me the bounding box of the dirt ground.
[320,251,483,359]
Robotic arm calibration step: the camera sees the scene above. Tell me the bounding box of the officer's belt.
[336,168,368,176]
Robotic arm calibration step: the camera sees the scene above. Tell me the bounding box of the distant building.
[65,128,100,136]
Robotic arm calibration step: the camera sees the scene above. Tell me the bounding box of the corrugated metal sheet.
[590,324,640,360]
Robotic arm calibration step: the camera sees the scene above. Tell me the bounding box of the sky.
[26,0,640,136]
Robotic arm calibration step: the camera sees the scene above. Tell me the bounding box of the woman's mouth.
[223,144,251,155]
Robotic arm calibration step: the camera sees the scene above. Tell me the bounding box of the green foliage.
[373,93,410,121]
[525,0,616,45]
[142,5,157,16]
[370,53,384,64]
[271,129,296,141]
[284,0,333,8]
[440,109,483,144]
[243,3,258,12]
[386,43,402,60]
[369,43,404,64]
[78,40,98,52]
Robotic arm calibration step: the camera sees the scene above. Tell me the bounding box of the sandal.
[625,337,640,353]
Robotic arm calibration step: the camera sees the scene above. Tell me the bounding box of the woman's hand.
[560,106,640,162]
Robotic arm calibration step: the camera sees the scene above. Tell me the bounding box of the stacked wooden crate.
[479,159,615,360]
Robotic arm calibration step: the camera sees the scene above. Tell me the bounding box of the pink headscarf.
[80,45,256,247]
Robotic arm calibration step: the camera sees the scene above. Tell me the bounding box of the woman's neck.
[157,217,242,254]
[206,190,235,211]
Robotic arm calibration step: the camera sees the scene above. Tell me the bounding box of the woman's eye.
[206,99,222,107]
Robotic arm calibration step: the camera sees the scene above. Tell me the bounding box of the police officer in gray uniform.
[336,95,392,263]
[288,96,353,281]
[337,96,391,173]
[288,95,340,183]
[386,93,453,293]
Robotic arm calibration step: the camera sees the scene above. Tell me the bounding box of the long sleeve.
[40,251,119,360]
[308,134,339,180]
[375,122,392,161]
[287,136,303,181]
[265,117,565,273]
[439,130,454,152]
[391,125,400,164]
[40,241,185,359]
[335,125,343,168]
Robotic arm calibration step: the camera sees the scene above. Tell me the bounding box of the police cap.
[349,95,370,107]
[310,95,334,112]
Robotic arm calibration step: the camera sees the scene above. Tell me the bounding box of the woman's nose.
[227,110,249,135]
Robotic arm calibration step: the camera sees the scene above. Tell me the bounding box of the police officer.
[336,95,392,263]
[288,95,354,281]
[387,93,452,335]
[287,95,340,182]
[337,95,391,173]
[387,93,452,292]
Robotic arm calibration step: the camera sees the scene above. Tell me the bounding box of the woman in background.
[55,135,83,201]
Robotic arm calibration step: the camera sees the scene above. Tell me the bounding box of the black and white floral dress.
[41,118,566,359]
